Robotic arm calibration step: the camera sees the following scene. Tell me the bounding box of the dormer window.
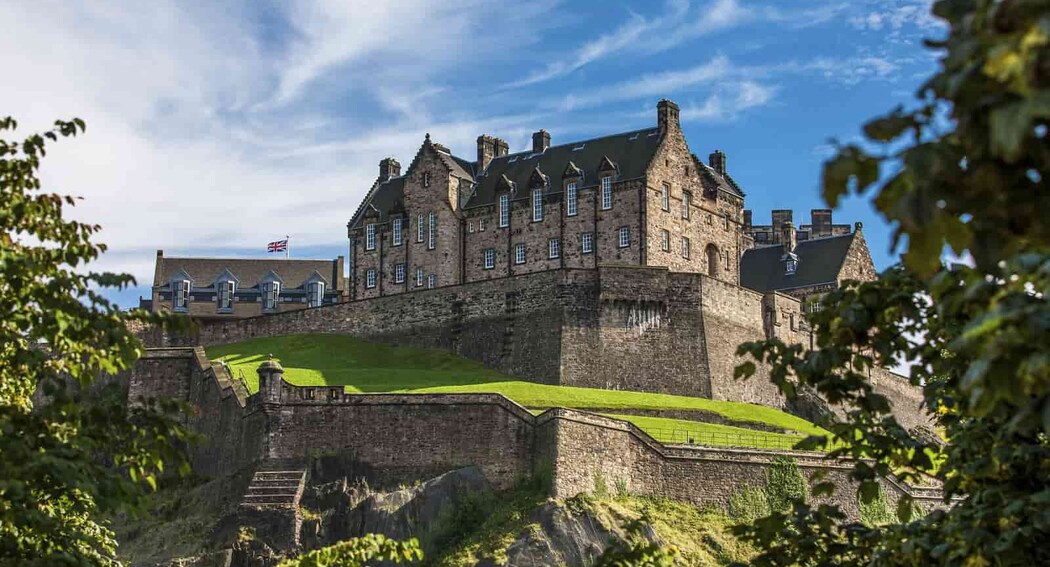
[172,279,190,312]
[601,177,613,210]
[308,281,325,307]
[499,194,510,227]
[217,280,235,312]
[532,189,544,222]
[263,281,281,312]
[784,253,799,275]
[366,223,376,251]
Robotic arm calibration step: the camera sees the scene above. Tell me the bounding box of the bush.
[765,457,806,513]
[614,477,631,502]
[858,485,896,527]
[728,487,771,524]
[593,471,609,499]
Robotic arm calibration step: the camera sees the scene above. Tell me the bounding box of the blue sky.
[0,0,944,307]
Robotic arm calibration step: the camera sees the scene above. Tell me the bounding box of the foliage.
[0,117,193,566]
[594,519,680,567]
[277,534,421,567]
[593,471,610,499]
[614,477,631,502]
[731,1,1050,565]
[728,487,771,524]
[858,485,896,528]
[764,457,807,514]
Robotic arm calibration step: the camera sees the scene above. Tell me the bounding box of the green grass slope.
[207,334,826,449]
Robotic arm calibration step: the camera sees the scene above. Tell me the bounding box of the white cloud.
[679,81,777,122]
[0,0,555,287]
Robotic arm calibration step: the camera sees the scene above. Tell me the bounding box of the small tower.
[257,355,285,405]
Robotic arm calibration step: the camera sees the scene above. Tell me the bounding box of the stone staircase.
[240,462,307,510]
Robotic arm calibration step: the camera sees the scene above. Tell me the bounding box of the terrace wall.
[126,350,945,518]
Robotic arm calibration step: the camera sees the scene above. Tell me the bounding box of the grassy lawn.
[207,333,824,446]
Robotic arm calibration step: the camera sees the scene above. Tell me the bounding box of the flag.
[267,239,288,253]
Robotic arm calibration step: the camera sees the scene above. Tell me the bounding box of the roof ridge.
[492,126,659,161]
[162,256,337,262]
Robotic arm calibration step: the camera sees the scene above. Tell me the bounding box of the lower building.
[143,250,346,320]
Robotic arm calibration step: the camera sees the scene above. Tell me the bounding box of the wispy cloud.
[679,81,777,122]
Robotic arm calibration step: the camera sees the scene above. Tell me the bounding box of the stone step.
[252,472,305,482]
[246,486,301,496]
[249,479,302,488]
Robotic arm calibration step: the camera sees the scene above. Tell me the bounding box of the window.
[618,227,630,248]
[427,274,436,289]
[263,281,281,310]
[427,212,436,250]
[416,267,424,287]
[786,257,798,275]
[218,280,235,312]
[601,177,613,209]
[549,238,560,259]
[566,182,578,216]
[308,281,325,307]
[392,218,403,246]
[483,248,495,269]
[681,191,691,219]
[499,194,510,227]
[532,189,544,221]
[417,214,424,242]
[661,229,670,252]
[423,171,431,187]
[581,232,595,254]
[661,183,670,211]
[366,223,376,250]
[514,242,526,264]
[172,280,190,311]
[681,236,691,259]
[724,213,730,231]
[365,270,376,289]
[394,263,405,284]
[479,219,486,231]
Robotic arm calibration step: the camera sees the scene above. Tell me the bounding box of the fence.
[643,427,818,452]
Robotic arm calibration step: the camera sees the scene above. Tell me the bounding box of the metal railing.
[643,427,815,452]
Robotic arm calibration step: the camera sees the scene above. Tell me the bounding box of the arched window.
[706,244,720,279]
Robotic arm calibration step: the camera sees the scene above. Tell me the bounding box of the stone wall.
[128,350,944,520]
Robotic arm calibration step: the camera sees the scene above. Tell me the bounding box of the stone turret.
[258,355,284,405]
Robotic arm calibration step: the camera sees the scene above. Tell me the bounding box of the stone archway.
[706,243,720,279]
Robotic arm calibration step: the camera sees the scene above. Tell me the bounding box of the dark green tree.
[732,1,1050,565]
[0,118,193,566]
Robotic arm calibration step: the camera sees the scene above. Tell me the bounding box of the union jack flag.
[267,238,288,253]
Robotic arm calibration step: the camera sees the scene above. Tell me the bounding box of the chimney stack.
[657,99,680,132]
[743,210,753,229]
[494,138,509,157]
[379,157,401,180]
[810,209,832,238]
[781,221,797,254]
[477,135,497,172]
[709,150,727,176]
[532,129,550,153]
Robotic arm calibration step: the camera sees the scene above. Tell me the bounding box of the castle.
[346,99,876,303]
[122,100,936,556]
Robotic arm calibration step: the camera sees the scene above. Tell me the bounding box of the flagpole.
[285,235,290,259]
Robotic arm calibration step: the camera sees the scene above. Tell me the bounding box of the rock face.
[302,465,494,554]
[502,502,616,567]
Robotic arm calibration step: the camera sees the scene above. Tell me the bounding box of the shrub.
[614,477,631,502]
[593,470,609,499]
[765,457,806,513]
[728,487,771,523]
[858,485,896,527]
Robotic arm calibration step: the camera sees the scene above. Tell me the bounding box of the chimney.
[781,221,797,254]
[743,210,753,229]
[657,99,680,132]
[709,150,727,176]
[379,157,401,180]
[532,129,550,153]
[771,210,793,243]
[494,138,509,157]
[811,209,832,238]
[477,135,497,172]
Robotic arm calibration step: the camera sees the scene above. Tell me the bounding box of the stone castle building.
[347,100,874,304]
[142,251,346,320]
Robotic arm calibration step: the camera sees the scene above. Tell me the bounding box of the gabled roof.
[465,127,661,208]
[154,257,341,290]
[739,232,856,293]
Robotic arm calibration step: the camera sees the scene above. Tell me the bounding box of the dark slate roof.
[465,127,661,208]
[154,256,340,290]
[698,162,744,198]
[740,232,856,293]
[350,175,406,229]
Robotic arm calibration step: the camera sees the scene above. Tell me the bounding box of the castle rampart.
[127,349,944,519]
